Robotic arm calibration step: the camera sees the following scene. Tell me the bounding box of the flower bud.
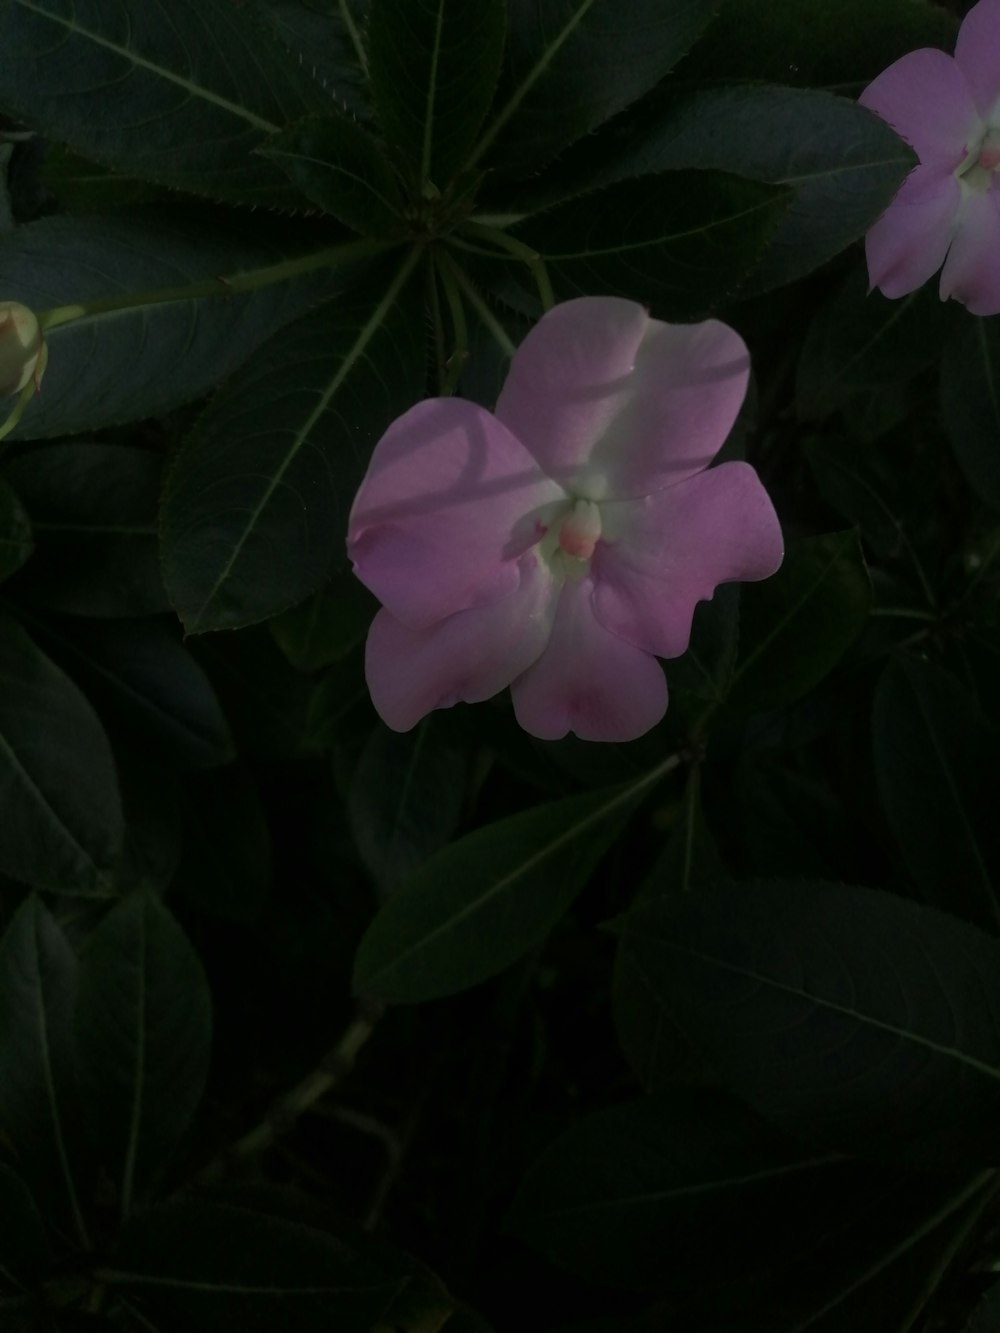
[0,302,45,398]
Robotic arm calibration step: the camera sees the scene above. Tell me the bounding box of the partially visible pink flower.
[347,297,783,742]
[859,0,1000,314]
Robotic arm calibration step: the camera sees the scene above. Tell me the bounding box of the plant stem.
[456,220,555,311]
[434,248,469,396]
[436,250,516,360]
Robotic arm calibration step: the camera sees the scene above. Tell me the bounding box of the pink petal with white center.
[939,182,1000,314]
[859,48,981,170]
[348,397,565,629]
[865,165,961,298]
[591,461,783,661]
[955,0,1000,123]
[495,297,749,501]
[511,577,668,742]
[365,553,557,732]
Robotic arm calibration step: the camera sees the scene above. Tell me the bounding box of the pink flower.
[347,297,783,742]
[859,0,1000,314]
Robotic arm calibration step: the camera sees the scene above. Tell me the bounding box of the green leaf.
[0,0,337,205]
[39,142,164,213]
[1,213,358,441]
[479,0,719,176]
[269,571,377,672]
[617,880,1000,1165]
[968,1280,1000,1333]
[0,1164,50,1291]
[805,435,922,562]
[0,614,122,894]
[724,531,871,716]
[1,443,166,617]
[263,113,407,235]
[161,253,426,633]
[114,1197,400,1331]
[941,316,1000,512]
[348,719,466,896]
[873,656,1000,934]
[508,1089,857,1291]
[368,0,506,188]
[0,475,32,585]
[666,583,740,705]
[796,265,954,419]
[259,0,372,121]
[0,897,89,1245]
[354,761,671,1003]
[513,172,790,319]
[583,86,915,293]
[31,618,234,772]
[75,891,212,1215]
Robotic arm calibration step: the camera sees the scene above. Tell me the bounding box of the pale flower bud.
[0,302,45,398]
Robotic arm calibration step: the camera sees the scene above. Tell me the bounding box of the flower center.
[536,498,603,580]
[959,127,1000,192]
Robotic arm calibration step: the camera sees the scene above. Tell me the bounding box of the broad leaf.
[968,1280,1000,1333]
[0,897,89,1244]
[666,583,740,705]
[618,880,1000,1165]
[0,0,337,205]
[354,761,671,1003]
[873,656,1000,933]
[479,0,719,176]
[114,1197,400,1331]
[75,891,212,1215]
[0,614,122,894]
[348,719,467,896]
[513,172,790,319]
[263,113,407,235]
[796,266,954,419]
[723,531,871,716]
[0,1164,50,1291]
[269,572,376,672]
[259,0,372,120]
[368,0,506,188]
[578,86,914,293]
[1,443,167,617]
[941,316,1000,512]
[0,475,32,584]
[162,254,426,633]
[1,213,358,441]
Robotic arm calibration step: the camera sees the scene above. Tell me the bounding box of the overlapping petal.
[939,184,1000,314]
[591,462,783,660]
[495,298,749,501]
[865,166,960,298]
[365,554,557,732]
[348,398,565,629]
[511,577,668,742]
[955,0,1000,123]
[859,48,981,169]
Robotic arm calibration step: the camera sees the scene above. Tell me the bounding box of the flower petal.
[865,166,961,298]
[859,48,981,169]
[348,398,564,629]
[955,0,1000,123]
[511,577,668,742]
[939,182,1000,314]
[591,461,783,660]
[495,297,749,501]
[365,553,557,732]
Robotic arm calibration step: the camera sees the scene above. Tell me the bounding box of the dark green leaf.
[259,0,372,120]
[263,113,406,234]
[0,898,88,1244]
[796,266,954,419]
[348,719,466,896]
[583,86,914,293]
[354,761,672,1002]
[0,0,337,205]
[873,656,1000,933]
[805,435,921,562]
[0,1164,50,1291]
[368,0,506,187]
[75,891,212,1213]
[39,143,164,213]
[666,583,740,705]
[1,444,166,617]
[114,1197,399,1332]
[0,475,32,584]
[0,615,122,894]
[269,572,376,672]
[161,253,426,633]
[724,531,871,716]
[968,1280,1000,1333]
[175,766,271,922]
[941,315,1000,512]
[117,751,184,894]
[1,213,356,441]
[618,880,1000,1165]
[481,0,719,176]
[513,172,790,319]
